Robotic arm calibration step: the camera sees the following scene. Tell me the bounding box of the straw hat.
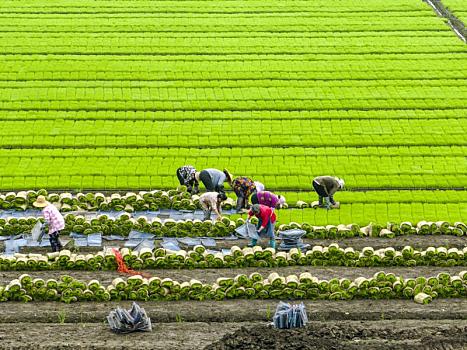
[223,169,234,184]
[33,195,49,208]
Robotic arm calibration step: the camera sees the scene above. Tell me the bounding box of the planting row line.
[0,189,465,212]
[0,156,464,187]
[0,0,434,12]
[0,175,464,196]
[5,244,467,271]
[2,71,465,82]
[0,146,462,157]
[1,45,464,55]
[2,270,466,303]
[0,109,463,121]
[0,27,451,35]
[3,57,464,73]
[4,33,460,43]
[2,99,464,111]
[1,212,465,237]
[4,79,466,88]
[4,118,462,134]
[2,86,465,101]
[0,134,464,148]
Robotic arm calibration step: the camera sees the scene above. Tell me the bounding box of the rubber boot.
[269,239,276,249]
[202,209,211,221]
[236,196,245,213]
[247,239,258,247]
[318,196,325,208]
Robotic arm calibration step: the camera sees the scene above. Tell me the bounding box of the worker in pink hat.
[33,195,65,252]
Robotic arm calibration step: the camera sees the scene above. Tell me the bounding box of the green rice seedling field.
[0,0,465,348]
[1,0,465,224]
[442,0,467,21]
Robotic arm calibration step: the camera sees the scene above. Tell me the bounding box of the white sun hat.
[254,181,265,192]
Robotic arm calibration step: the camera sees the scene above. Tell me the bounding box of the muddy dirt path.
[1,266,465,285]
[0,321,257,350]
[0,319,465,350]
[0,299,465,324]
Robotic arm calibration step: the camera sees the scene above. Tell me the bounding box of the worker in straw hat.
[33,195,65,252]
[196,168,233,198]
[247,204,277,249]
[312,176,345,209]
[199,192,227,221]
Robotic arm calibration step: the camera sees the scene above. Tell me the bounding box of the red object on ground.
[112,248,151,278]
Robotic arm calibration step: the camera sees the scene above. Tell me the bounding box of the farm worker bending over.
[251,190,286,209]
[312,176,345,209]
[176,165,199,194]
[247,204,277,249]
[232,176,256,213]
[199,192,227,221]
[33,195,64,252]
[196,168,233,198]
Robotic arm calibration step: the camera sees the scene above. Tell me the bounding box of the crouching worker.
[232,176,256,213]
[312,176,345,209]
[197,168,233,198]
[33,195,64,252]
[176,165,199,194]
[247,204,276,248]
[251,190,286,209]
[199,192,227,221]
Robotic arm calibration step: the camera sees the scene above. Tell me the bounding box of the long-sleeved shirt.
[248,204,276,228]
[178,165,197,186]
[199,192,222,217]
[256,191,279,208]
[42,204,65,234]
[313,176,340,196]
[204,168,226,187]
[232,177,256,196]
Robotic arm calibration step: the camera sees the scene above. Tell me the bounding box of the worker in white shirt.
[199,192,227,221]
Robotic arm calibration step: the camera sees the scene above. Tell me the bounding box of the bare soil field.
[206,320,467,350]
[0,300,465,350]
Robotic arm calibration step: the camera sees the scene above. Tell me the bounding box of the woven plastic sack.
[278,229,308,251]
[107,302,152,334]
[235,223,259,239]
[273,301,308,329]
